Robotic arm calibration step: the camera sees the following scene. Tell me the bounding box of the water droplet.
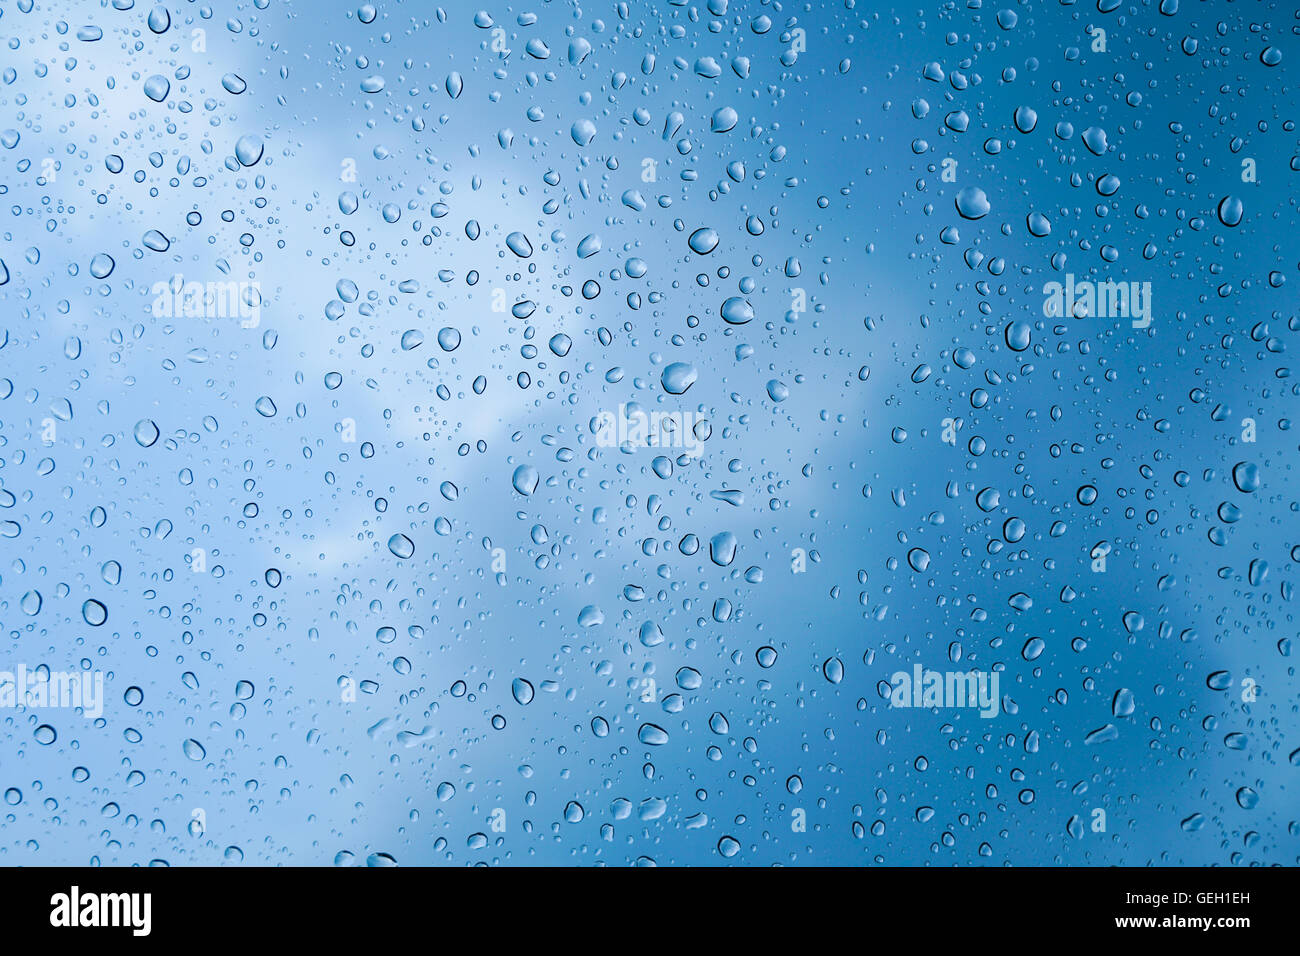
[89,253,115,278]
[234,135,264,167]
[512,464,539,496]
[688,227,719,254]
[505,232,533,258]
[954,186,990,220]
[387,533,415,559]
[1217,196,1244,228]
[134,419,160,447]
[82,599,108,626]
[143,75,170,102]
[511,678,535,705]
[661,362,698,395]
[638,723,669,745]
[721,296,755,325]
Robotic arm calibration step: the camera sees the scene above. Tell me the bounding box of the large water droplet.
[512,464,539,495]
[387,533,415,559]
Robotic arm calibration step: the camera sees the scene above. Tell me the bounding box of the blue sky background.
[0,0,1295,865]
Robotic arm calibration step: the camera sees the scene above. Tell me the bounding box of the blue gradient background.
[0,0,1295,865]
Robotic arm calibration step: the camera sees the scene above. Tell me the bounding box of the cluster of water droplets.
[0,0,1294,866]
